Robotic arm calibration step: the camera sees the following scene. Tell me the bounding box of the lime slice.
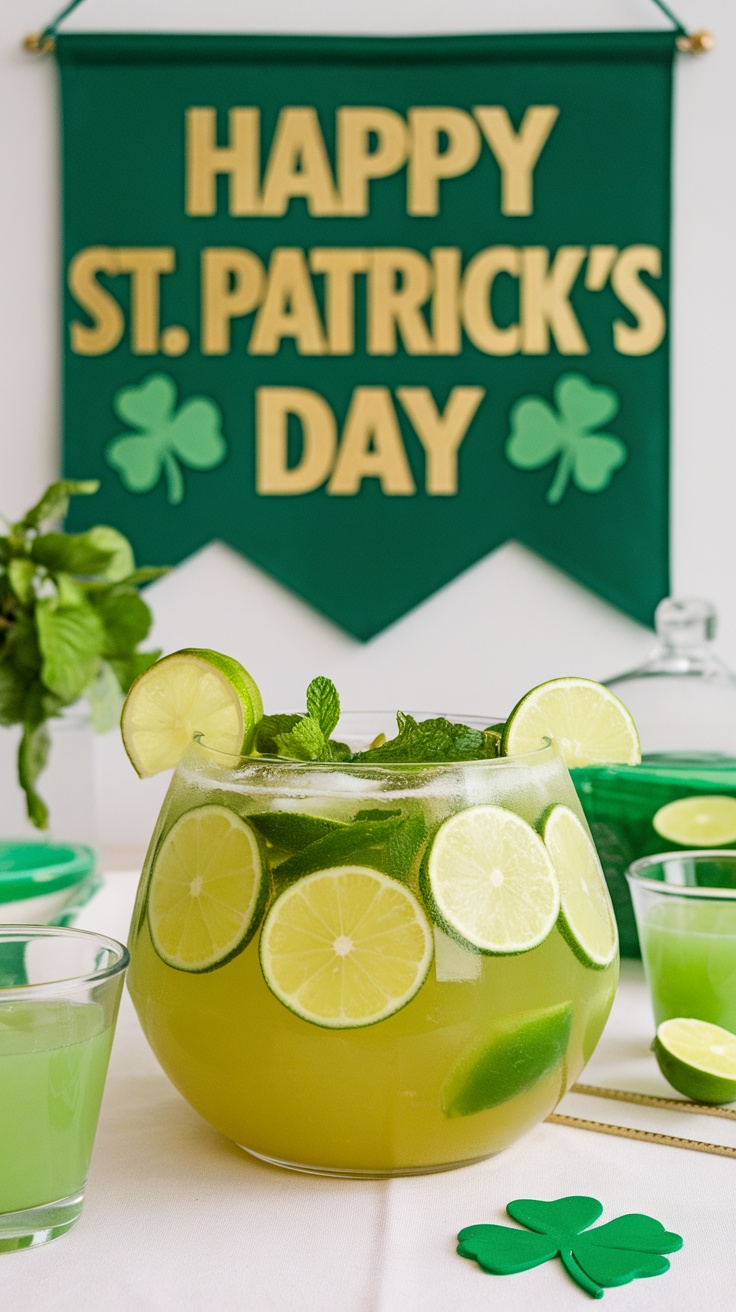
[259,865,433,1029]
[501,677,640,769]
[421,805,560,955]
[653,795,736,847]
[654,1017,736,1104]
[442,1002,572,1116]
[122,647,262,776]
[541,804,618,969]
[148,805,267,972]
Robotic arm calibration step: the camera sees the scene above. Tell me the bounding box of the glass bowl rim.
[188,713,558,771]
[626,850,736,900]
[0,924,129,997]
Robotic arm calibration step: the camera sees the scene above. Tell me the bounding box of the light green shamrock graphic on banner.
[106,373,227,506]
[506,373,628,505]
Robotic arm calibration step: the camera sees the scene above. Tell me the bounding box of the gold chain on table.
[547,1112,736,1159]
[570,1082,736,1122]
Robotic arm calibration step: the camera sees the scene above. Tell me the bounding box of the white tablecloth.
[4,874,734,1311]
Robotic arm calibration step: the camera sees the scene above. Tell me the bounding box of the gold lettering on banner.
[201,248,265,354]
[473,106,559,216]
[612,245,666,355]
[461,247,521,355]
[310,249,371,354]
[397,387,485,494]
[250,249,327,355]
[328,388,416,495]
[256,387,337,493]
[521,246,588,354]
[68,248,125,355]
[261,108,340,217]
[116,248,176,354]
[368,249,434,355]
[430,248,462,355]
[408,109,481,216]
[337,108,409,216]
[186,108,261,216]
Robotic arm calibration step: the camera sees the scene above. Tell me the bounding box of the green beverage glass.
[627,851,736,1031]
[0,926,128,1251]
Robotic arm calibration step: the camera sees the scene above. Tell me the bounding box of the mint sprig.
[0,479,168,827]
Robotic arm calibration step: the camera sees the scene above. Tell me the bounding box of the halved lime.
[122,647,262,776]
[259,865,433,1028]
[442,1002,572,1116]
[541,804,618,969]
[501,677,640,769]
[653,795,736,847]
[421,805,560,955]
[654,1017,736,1104]
[148,804,267,971]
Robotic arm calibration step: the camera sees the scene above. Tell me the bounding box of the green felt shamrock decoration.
[106,373,227,506]
[458,1196,683,1300]
[506,373,628,505]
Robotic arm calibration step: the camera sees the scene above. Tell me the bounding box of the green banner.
[57,31,674,639]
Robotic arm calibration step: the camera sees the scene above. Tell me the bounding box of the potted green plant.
[0,479,166,830]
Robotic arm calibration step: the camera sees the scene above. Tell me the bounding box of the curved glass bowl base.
[238,1145,496,1179]
[0,1191,84,1253]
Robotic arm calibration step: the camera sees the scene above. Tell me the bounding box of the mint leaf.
[35,594,105,702]
[114,565,170,588]
[353,713,487,763]
[276,818,403,883]
[108,650,160,694]
[385,815,427,879]
[0,664,26,726]
[31,531,115,577]
[21,479,99,530]
[90,589,151,656]
[7,558,36,606]
[87,660,125,732]
[306,676,340,738]
[354,808,402,822]
[275,716,327,761]
[256,713,302,755]
[18,722,51,829]
[82,526,135,582]
[248,812,344,851]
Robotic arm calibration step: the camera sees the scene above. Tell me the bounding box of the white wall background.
[1,0,733,851]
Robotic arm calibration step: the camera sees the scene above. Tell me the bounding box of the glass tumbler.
[0,926,128,1252]
[627,851,736,1031]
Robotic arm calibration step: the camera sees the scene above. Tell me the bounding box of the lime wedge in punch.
[148,805,268,972]
[501,677,640,769]
[259,866,433,1029]
[122,647,262,776]
[541,804,618,969]
[653,796,736,847]
[421,805,560,955]
[654,1018,736,1104]
[442,1002,572,1117]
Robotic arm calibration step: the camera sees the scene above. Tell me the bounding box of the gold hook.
[23,32,56,55]
[676,30,715,54]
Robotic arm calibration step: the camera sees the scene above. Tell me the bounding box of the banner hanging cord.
[23,0,714,55]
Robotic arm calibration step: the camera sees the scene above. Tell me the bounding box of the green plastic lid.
[0,842,96,904]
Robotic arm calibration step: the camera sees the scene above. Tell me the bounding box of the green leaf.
[384,814,427,880]
[248,812,344,851]
[275,818,403,884]
[21,480,99,530]
[306,676,340,738]
[31,531,115,577]
[83,526,135,581]
[7,558,36,606]
[555,373,619,432]
[18,722,51,829]
[571,434,628,493]
[353,713,486,763]
[90,590,152,657]
[255,713,302,755]
[36,594,105,703]
[4,617,42,676]
[108,649,160,694]
[458,1195,683,1299]
[114,373,176,429]
[506,397,564,470]
[114,565,170,588]
[0,664,26,726]
[274,716,328,761]
[87,659,125,732]
[167,397,227,470]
